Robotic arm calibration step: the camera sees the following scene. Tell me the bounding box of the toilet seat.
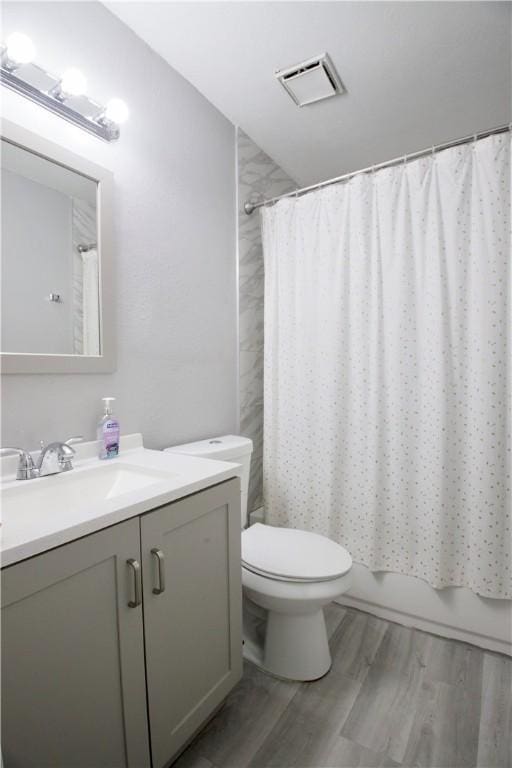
[242,523,352,583]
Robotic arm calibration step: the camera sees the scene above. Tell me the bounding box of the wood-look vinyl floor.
[173,605,512,768]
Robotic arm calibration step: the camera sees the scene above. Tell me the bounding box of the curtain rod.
[244,123,510,215]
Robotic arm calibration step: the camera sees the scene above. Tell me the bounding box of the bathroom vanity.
[1,436,242,768]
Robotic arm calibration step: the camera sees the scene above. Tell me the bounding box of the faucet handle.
[57,437,83,472]
[0,447,24,456]
[0,447,38,481]
[65,436,83,449]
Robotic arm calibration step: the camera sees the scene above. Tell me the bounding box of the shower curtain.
[262,132,510,599]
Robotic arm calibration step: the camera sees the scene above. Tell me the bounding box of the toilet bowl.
[242,523,352,680]
[164,435,353,681]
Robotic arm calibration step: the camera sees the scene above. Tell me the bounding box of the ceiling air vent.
[275,53,345,107]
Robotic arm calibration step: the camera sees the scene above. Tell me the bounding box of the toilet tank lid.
[164,435,253,461]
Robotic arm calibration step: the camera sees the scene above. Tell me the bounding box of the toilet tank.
[164,435,253,527]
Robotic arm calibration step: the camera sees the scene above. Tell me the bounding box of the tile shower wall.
[72,199,96,355]
[238,129,295,513]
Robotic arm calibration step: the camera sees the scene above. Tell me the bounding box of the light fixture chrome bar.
[244,123,510,215]
[0,66,119,142]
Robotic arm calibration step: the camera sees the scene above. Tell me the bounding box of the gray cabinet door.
[141,479,242,768]
[1,518,151,768]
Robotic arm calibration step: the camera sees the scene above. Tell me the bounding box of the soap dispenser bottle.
[97,397,120,459]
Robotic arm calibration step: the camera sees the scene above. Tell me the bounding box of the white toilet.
[165,435,352,682]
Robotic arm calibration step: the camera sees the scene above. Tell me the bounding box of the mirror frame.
[1,119,115,373]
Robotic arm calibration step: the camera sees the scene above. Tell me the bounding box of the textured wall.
[237,129,295,513]
[1,1,237,450]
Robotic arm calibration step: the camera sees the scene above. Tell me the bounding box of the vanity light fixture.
[50,67,87,101]
[3,33,36,70]
[0,34,128,142]
[102,98,130,125]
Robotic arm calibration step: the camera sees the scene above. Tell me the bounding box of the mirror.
[2,141,99,355]
[1,121,114,373]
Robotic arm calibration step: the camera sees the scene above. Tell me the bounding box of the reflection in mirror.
[1,139,100,356]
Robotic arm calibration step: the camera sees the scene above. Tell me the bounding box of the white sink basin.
[2,463,174,519]
[0,437,240,568]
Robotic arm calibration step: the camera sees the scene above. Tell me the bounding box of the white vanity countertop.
[0,434,240,567]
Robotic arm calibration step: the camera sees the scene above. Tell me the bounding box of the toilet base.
[243,600,332,681]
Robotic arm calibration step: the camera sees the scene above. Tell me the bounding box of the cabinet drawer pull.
[127,558,142,607]
[151,548,166,595]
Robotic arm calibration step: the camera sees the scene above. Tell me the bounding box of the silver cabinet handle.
[151,548,166,595]
[127,559,142,607]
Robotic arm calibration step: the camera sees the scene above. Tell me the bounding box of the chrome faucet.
[37,437,83,477]
[0,436,83,480]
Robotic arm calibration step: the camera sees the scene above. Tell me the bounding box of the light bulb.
[104,98,129,124]
[5,32,35,65]
[60,67,87,97]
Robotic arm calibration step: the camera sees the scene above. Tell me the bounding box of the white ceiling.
[106,1,511,186]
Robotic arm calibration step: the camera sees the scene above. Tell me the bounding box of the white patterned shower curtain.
[262,133,510,599]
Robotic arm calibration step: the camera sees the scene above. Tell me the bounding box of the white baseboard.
[336,593,511,656]
[339,562,511,656]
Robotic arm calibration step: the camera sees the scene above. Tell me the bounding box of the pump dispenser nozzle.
[102,397,116,416]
